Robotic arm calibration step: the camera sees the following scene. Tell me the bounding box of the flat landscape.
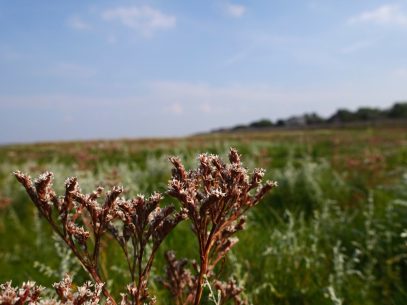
[1,126,407,304]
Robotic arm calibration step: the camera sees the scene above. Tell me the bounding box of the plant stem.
[194,254,208,305]
[88,267,117,305]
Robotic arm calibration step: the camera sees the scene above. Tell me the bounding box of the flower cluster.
[53,274,104,305]
[13,171,186,305]
[10,149,276,305]
[0,281,43,305]
[167,148,277,304]
[0,275,103,305]
[160,251,197,305]
[213,279,247,305]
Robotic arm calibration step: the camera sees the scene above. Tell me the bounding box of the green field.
[1,127,407,305]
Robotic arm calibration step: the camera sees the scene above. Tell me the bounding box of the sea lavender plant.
[167,148,277,304]
[5,148,276,305]
[12,171,186,305]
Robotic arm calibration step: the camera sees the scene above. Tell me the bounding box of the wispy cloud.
[394,67,407,77]
[1,78,405,143]
[101,6,176,36]
[224,3,246,18]
[67,16,92,31]
[147,80,405,119]
[348,4,407,26]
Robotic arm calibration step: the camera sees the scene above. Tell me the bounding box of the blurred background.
[1,1,407,143]
[0,1,407,305]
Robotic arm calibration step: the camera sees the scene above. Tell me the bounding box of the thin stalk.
[194,252,209,305]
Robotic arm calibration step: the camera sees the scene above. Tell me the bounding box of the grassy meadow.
[1,126,407,304]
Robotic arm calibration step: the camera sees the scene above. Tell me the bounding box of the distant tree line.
[220,102,407,132]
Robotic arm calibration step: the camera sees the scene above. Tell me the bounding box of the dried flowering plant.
[211,279,247,305]
[0,281,43,305]
[167,148,277,304]
[160,251,246,305]
[0,274,103,305]
[13,171,186,305]
[5,148,276,305]
[160,251,197,305]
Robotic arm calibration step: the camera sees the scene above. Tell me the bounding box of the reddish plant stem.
[193,251,209,305]
[88,266,117,304]
[26,190,117,305]
[135,238,144,305]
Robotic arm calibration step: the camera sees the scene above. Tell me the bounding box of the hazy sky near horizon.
[1,0,407,143]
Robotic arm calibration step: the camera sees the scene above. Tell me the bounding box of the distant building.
[285,115,307,127]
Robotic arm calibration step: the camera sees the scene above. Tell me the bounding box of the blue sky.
[1,0,407,143]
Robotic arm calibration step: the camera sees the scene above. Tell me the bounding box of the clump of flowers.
[0,274,104,305]
[0,281,43,305]
[12,172,185,305]
[4,148,276,305]
[166,148,277,304]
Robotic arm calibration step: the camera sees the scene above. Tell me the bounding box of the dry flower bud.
[13,171,32,189]
[104,186,123,209]
[64,177,79,194]
[169,156,187,181]
[35,172,54,201]
[88,186,104,201]
[250,168,266,188]
[66,221,90,244]
[229,148,241,164]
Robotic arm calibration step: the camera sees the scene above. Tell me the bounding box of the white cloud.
[348,5,407,26]
[394,68,407,77]
[101,6,176,36]
[224,3,246,18]
[67,16,91,30]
